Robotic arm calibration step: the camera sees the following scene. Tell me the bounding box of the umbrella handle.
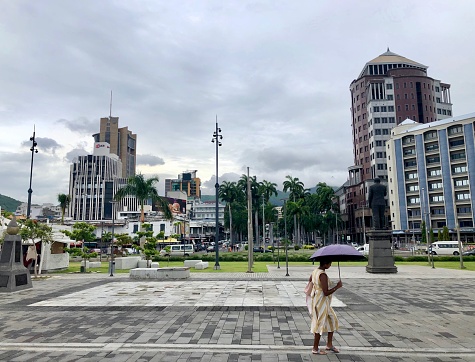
[338,261,341,281]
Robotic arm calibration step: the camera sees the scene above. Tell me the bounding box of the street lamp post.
[26,127,38,219]
[109,201,116,276]
[262,194,265,249]
[211,117,222,270]
[283,199,289,276]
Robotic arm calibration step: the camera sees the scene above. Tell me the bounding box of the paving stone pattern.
[1,265,475,361]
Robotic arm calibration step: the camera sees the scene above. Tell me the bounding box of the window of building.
[426,143,439,152]
[382,129,389,135]
[454,178,469,187]
[457,206,471,213]
[374,117,381,123]
[382,117,388,123]
[430,195,444,202]
[405,104,409,111]
[448,110,452,116]
[407,196,420,204]
[376,140,382,146]
[451,151,466,161]
[431,208,445,215]
[404,160,417,167]
[404,93,408,99]
[386,83,393,89]
[412,104,415,110]
[373,106,380,112]
[428,169,441,176]
[407,184,419,192]
[453,165,468,174]
[450,139,465,147]
[389,117,395,123]
[387,95,393,100]
[429,182,443,190]
[381,106,387,112]
[456,193,470,200]
[375,129,381,135]
[435,86,440,92]
[406,172,418,180]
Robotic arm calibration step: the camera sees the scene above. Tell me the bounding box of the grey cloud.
[56,118,98,135]
[64,148,88,163]
[137,154,165,166]
[21,137,62,154]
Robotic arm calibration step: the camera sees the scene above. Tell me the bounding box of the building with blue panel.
[387,113,475,242]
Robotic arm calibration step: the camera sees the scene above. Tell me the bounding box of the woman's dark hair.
[319,259,332,266]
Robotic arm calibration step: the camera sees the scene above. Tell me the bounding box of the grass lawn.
[51,259,475,275]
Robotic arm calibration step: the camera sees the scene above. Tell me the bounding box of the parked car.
[253,246,272,253]
[462,249,475,256]
[357,244,369,256]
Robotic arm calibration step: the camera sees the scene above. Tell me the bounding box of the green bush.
[244,245,248,251]
[303,245,315,250]
[294,245,300,251]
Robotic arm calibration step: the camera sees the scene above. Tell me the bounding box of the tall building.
[165,170,201,198]
[344,49,454,244]
[387,113,475,242]
[93,117,137,178]
[68,142,123,221]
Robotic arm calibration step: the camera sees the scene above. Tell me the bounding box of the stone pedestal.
[0,234,33,293]
[366,229,397,274]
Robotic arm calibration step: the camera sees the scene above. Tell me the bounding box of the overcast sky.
[1,0,475,205]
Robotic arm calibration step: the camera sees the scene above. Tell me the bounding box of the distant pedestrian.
[309,258,342,355]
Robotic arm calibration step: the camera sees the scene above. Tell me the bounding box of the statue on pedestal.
[368,178,387,229]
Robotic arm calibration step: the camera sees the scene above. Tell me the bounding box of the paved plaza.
[1,264,475,361]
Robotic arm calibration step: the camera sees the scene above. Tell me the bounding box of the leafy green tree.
[437,229,442,241]
[57,193,70,224]
[115,233,133,255]
[19,219,54,276]
[442,226,450,240]
[283,176,308,244]
[135,223,156,265]
[61,222,97,269]
[429,228,435,243]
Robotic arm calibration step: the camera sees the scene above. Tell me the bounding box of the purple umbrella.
[310,244,366,279]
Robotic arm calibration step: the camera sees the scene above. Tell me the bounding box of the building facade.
[344,49,454,244]
[68,142,126,221]
[387,113,475,242]
[165,170,201,198]
[93,117,137,178]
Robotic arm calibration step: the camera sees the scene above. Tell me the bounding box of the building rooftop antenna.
[109,90,113,119]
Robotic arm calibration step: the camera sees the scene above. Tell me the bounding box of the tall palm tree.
[114,174,172,227]
[260,180,278,203]
[283,176,306,244]
[238,174,261,244]
[57,193,70,225]
[219,181,242,246]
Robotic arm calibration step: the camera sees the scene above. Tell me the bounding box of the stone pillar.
[0,216,33,292]
[366,229,397,274]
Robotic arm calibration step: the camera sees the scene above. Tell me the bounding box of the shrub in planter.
[294,245,300,251]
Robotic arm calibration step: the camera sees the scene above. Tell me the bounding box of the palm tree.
[219,181,243,247]
[260,180,278,203]
[57,193,70,225]
[283,176,306,244]
[114,173,172,227]
[238,174,261,245]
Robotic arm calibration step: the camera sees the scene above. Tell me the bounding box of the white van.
[357,244,370,256]
[429,241,462,256]
[160,244,194,257]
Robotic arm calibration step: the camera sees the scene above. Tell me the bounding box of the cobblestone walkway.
[1,265,475,361]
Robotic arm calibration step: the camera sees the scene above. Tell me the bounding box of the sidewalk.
[1,264,475,361]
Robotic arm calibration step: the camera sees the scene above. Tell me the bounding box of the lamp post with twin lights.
[211,118,223,270]
[26,127,38,219]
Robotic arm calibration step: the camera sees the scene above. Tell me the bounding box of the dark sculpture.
[368,178,387,229]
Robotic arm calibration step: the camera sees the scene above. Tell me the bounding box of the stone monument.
[0,216,33,292]
[366,178,397,274]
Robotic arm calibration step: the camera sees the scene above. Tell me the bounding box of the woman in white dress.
[310,259,342,355]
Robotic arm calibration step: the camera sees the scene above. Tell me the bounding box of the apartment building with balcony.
[387,112,475,242]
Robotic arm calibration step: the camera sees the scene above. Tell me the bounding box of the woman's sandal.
[325,346,340,353]
[312,348,327,355]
